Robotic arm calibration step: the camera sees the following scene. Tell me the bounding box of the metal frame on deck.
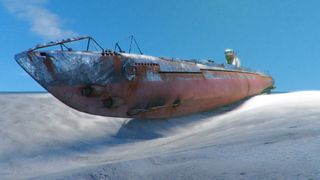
[28,36,105,53]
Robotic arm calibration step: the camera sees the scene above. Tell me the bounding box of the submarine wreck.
[15,36,274,118]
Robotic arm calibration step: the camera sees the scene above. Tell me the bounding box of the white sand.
[1,91,320,179]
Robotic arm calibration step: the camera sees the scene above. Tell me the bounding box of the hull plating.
[15,50,274,118]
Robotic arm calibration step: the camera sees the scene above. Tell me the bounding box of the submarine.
[15,36,274,118]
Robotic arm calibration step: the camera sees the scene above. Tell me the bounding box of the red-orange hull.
[47,74,272,118]
[15,37,274,118]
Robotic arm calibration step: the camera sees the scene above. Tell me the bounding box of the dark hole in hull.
[40,52,47,56]
[173,99,181,107]
[81,86,93,97]
[103,98,113,108]
[147,98,166,109]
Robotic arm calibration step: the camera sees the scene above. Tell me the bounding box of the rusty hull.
[15,50,274,118]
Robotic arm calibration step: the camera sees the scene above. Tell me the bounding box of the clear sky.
[0,0,319,92]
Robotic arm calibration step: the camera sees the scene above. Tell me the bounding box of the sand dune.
[1,91,320,179]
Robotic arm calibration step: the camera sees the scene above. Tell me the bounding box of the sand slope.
[1,91,320,179]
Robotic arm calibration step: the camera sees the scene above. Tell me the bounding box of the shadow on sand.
[1,97,250,161]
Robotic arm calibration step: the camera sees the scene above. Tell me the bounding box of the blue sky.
[0,0,319,92]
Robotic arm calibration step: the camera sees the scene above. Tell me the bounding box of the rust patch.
[27,52,35,63]
[43,55,56,78]
[113,55,122,74]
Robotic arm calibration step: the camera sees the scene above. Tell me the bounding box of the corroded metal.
[15,36,274,119]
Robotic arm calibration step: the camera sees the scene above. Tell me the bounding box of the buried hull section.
[16,51,274,118]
